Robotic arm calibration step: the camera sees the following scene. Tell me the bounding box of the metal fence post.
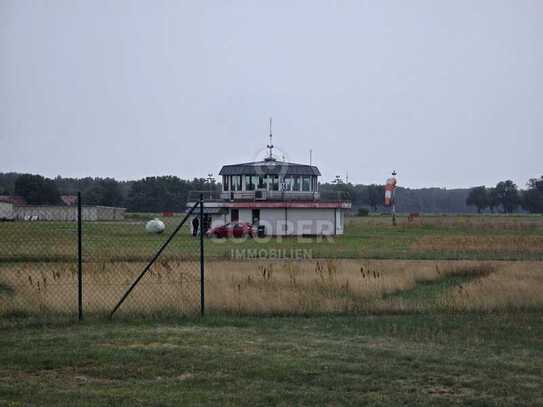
[199,194,205,317]
[77,191,83,321]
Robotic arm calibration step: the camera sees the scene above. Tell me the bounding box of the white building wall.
[286,208,337,236]
[211,213,227,228]
[238,209,252,224]
[257,208,341,236]
[0,202,14,220]
[95,206,126,221]
[260,208,287,235]
[12,206,123,221]
[335,209,343,234]
[188,205,346,236]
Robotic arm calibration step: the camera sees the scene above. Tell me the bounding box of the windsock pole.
[392,190,397,226]
[384,171,398,226]
[391,171,397,226]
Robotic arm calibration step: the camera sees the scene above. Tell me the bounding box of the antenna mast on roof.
[265,117,274,161]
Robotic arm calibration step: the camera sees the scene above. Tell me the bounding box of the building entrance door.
[231,209,239,222]
[252,209,260,225]
[202,214,212,233]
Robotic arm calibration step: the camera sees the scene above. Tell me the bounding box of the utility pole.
[207,173,214,200]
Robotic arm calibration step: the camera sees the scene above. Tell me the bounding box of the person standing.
[192,216,199,237]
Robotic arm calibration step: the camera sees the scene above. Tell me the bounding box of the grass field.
[1,313,542,405]
[1,214,543,405]
[1,214,543,262]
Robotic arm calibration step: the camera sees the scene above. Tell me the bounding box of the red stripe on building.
[223,201,351,209]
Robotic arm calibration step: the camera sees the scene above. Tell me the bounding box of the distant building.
[60,195,78,206]
[0,195,27,206]
[0,202,14,220]
[12,205,126,221]
[187,139,351,236]
[0,195,125,221]
[0,193,125,221]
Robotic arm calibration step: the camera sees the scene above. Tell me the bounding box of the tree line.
[466,177,543,214]
[319,183,477,214]
[0,173,216,213]
[1,172,542,214]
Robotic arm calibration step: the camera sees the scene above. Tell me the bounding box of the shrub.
[358,208,370,217]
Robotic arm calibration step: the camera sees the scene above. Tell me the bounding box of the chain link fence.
[0,220,78,318]
[0,195,203,320]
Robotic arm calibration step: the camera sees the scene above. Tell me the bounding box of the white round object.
[145,218,165,234]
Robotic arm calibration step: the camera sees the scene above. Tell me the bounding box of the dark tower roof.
[219,161,321,176]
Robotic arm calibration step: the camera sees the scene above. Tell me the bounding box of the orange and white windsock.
[384,176,397,206]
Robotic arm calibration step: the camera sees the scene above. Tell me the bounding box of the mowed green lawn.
[1,214,542,262]
[1,313,542,406]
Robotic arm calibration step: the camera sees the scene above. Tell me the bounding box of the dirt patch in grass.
[99,341,181,349]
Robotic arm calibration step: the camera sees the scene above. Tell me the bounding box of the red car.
[207,222,255,238]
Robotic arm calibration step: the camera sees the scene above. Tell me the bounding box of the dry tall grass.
[443,262,543,311]
[410,235,543,254]
[0,261,200,317]
[2,259,542,317]
[348,215,543,231]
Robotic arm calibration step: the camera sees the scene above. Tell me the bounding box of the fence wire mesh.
[0,221,78,318]
[82,210,201,317]
[0,199,202,319]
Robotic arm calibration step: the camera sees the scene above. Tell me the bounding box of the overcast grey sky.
[1,1,541,188]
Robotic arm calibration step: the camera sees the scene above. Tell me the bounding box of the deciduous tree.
[522,176,543,214]
[14,174,61,205]
[495,180,520,213]
[466,186,489,213]
[367,184,384,212]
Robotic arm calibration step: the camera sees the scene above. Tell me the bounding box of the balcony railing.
[187,190,351,203]
[188,190,223,201]
[222,191,320,201]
